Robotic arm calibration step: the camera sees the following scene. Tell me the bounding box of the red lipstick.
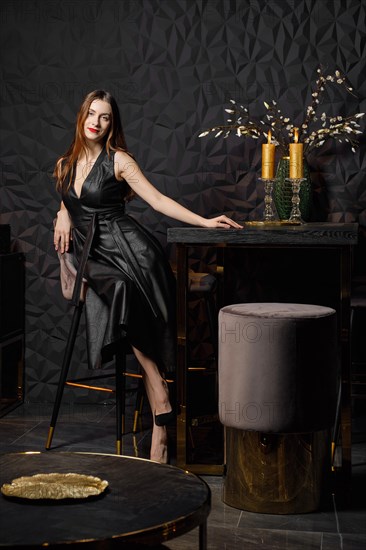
[88,128,99,134]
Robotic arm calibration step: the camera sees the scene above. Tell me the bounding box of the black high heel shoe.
[154,410,175,426]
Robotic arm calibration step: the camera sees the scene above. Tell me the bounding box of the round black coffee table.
[0,452,210,548]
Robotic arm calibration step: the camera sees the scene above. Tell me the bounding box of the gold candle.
[262,130,275,179]
[289,128,303,178]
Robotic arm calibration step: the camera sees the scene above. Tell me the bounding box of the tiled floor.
[0,400,365,549]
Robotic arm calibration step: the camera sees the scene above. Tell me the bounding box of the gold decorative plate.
[244,220,303,226]
[1,473,108,500]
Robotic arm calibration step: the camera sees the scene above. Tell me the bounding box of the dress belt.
[70,206,126,306]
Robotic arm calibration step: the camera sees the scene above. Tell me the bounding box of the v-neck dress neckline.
[72,148,105,199]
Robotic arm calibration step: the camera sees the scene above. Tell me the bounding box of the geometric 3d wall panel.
[0,0,365,401]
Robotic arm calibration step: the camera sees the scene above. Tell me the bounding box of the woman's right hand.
[54,209,72,254]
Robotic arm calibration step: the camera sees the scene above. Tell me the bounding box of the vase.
[273,157,312,221]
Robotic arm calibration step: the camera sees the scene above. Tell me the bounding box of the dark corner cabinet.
[0,252,25,417]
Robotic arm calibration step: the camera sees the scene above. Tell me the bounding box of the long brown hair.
[54,90,134,200]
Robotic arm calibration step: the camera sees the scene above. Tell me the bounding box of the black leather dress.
[62,148,176,372]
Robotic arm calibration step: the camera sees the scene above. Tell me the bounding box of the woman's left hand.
[202,215,243,229]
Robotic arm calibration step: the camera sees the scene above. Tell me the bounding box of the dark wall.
[0,0,365,401]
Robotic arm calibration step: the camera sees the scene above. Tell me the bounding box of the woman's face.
[84,99,112,143]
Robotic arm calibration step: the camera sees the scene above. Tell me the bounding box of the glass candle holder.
[259,177,277,222]
[286,177,306,224]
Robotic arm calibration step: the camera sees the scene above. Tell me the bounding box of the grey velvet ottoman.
[218,303,338,514]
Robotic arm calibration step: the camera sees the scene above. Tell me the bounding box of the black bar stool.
[45,297,129,455]
[170,262,218,360]
[46,249,142,454]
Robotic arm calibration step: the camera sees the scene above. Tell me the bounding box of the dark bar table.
[167,222,358,476]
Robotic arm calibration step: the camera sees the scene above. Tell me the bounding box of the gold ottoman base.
[223,428,331,514]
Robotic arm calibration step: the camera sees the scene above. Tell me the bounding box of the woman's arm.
[115,151,243,229]
[54,201,72,253]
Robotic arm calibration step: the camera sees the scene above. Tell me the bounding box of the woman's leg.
[131,346,171,415]
[141,370,168,463]
[132,346,171,463]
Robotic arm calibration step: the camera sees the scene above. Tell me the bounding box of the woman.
[54,90,242,463]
